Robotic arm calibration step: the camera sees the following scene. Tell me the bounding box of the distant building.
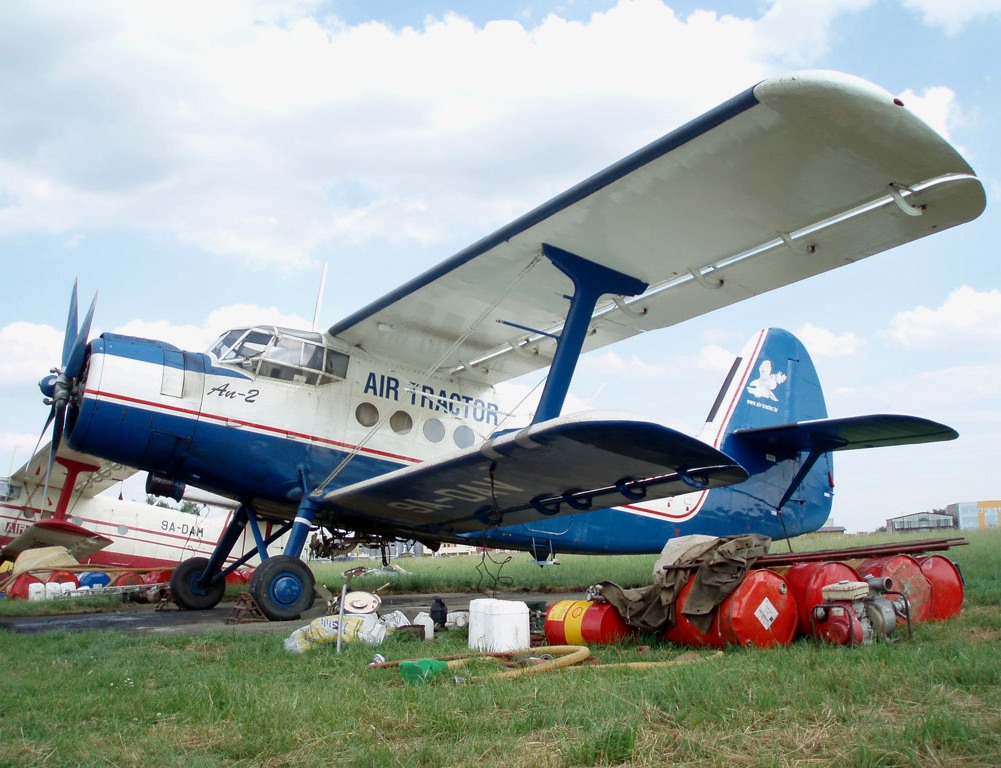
[947,500,1001,531]
[885,511,956,533]
[816,522,846,535]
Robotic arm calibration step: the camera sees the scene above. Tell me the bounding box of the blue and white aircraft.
[34,71,985,619]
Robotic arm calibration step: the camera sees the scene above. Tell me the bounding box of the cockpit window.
[207,327,349,385]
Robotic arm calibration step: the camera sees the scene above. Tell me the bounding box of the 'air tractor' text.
[364,373,499,425]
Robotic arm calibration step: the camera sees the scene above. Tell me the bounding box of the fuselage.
[67,327,503,521]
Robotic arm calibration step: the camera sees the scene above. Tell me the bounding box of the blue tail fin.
[698,328,827,445]
[698,328,834,536]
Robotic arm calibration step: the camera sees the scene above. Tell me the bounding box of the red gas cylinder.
[783,561,862,638]
[717,570,798,648]
[857,554,932,623]
[917,555,964,620]
[226,567,253,586]
[41,570,80,588]
[3,573,42,600]
[664,570,798,648]
[544,600,635,645]
[663,578,719,647]
[107,572,145,588]
[142,569,174,586]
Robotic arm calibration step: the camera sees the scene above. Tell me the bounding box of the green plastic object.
[399,659,449,686]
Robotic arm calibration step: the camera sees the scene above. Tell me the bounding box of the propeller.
[37,279,97,507]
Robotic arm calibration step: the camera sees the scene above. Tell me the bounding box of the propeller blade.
[61,279,80,369]
[64,291,97,380]
[42,403,66,512]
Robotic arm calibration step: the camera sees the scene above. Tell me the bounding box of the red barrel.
[142,569,174,586]
[107,572,144,588]
[717,570,798,648]
[917,555,964,620]
[663,577,722,647]
[41,570,80,588]
[665,570,797,648]
[783,561,861,638]
[3,573,42,600]
[226,567,254,586]
[544,600,635,645]
[857,555,932,623]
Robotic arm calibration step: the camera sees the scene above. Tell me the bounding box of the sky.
[1,0,999,534]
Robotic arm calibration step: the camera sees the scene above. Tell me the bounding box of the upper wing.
[328,71,985,385]
[322,413,747,536]
[730,415,959,453]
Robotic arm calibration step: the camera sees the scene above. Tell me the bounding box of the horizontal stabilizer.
[323,414,747,535]
[0,519,114,562]
[731,414,958,453]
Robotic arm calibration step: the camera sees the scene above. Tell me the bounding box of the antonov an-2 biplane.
[33,71,985,619]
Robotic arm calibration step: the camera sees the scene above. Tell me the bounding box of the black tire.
[170,557,227,611]
[249,555,316,621]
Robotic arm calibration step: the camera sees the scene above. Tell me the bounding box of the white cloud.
[881,286,1001,348]
[0,0,888,270]
[0,321,61,384]
[754,0,876,66]
[900,0,1001,35]
[897,85,959,140]
[795,322,866,357]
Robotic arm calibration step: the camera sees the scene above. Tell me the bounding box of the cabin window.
[453,425,475,449]
[423,418,445,443]
[356,402,379,428]
[390,410,413,435]
[208,327,349,386]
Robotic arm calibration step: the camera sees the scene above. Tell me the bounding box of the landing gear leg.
[248,496,319,621]
[170,503,255,610]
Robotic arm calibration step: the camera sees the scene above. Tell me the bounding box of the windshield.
[208,327,349,385]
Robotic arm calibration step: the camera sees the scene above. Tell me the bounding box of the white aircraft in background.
[0,442,283,573]
[27,71,985,619]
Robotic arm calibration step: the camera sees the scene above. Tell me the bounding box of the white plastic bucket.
[468,598,530,651]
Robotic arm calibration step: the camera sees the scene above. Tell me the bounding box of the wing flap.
[322,414,747,535]
[731,415,959,453]
[329,71,985,385]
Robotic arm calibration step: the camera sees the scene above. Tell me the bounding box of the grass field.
[1,530,999,767]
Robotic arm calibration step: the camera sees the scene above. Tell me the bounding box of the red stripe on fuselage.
[84,388,421,464]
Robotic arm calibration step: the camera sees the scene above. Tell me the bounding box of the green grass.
[2,530,999,767]
[310,550,662,596]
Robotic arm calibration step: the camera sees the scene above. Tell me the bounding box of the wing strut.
[533,244,647,422]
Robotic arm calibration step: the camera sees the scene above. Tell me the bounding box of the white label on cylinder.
[755,597,778,630]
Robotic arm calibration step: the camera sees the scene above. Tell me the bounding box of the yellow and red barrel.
[544,600,635,645]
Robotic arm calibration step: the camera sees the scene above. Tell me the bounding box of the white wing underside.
[328,70,985,386]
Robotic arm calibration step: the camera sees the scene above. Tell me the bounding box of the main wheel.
[170,557,227,611]
[249,555,316,621]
